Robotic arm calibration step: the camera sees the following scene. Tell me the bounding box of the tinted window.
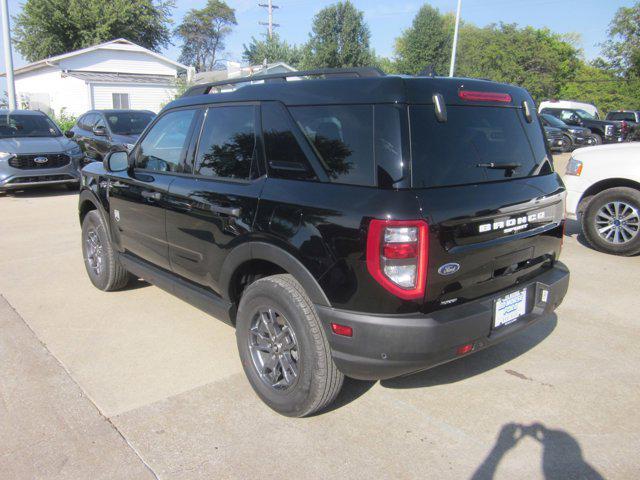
[0,114,60,138]
[81,114,97,130]
[541,114,566,128]
[411,105,550,188]
[607,112,635,122]
[262,102,316,181]
[195,106,256,180]
[375,104,405,188]
[106,112,155,135]
[290,105,375,186]
[136,109,197,172]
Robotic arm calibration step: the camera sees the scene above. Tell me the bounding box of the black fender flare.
[219,241,331,307]
[78,189,107,224]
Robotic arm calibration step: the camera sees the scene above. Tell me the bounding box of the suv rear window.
[607,112,636,122]
[410,105,550,188]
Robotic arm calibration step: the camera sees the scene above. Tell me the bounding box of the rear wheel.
[81,210,132,290]
[236,274,344,417]
[582,187,640,256]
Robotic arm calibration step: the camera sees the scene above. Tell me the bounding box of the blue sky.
[1,0,636,89]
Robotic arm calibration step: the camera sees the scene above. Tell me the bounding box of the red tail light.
[458,90,512,103]
[366,219,429,300]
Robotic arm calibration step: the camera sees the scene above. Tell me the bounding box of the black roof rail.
[182,67,386,97]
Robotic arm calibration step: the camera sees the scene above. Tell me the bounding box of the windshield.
[542,114,567,128]
[411,105,552,188]
[575,109,595,120]
[0,114,61,138]
[105,112,155,135]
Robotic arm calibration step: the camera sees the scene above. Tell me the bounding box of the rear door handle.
[141,190,161,201]
[210,204,241,217]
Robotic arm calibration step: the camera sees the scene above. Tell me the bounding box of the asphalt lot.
[1,153,639,479]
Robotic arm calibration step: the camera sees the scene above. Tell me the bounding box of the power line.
[258,0,280,39]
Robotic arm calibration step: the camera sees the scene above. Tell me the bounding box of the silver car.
[0,109,84,192]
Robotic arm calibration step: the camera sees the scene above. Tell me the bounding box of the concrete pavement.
[1,156,639,479]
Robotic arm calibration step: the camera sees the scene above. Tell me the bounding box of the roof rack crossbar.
[183,67,385,97]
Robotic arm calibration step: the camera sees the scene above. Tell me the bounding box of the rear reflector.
[366,219,429,300]
[458,90,512,103]
[456,343,474,355]
[331,323,353,337]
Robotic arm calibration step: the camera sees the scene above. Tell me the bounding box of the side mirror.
[93,125,107,136]
[64,130,74,139]
[104,150,129,173]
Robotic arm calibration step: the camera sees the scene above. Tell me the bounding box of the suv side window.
[136,109,197,172]
[195,105,256,180]
[290,105,375,187]
[94,115,106,129]
[261,102,317,181]
[81,114,96,130]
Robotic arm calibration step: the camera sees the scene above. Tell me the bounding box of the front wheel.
[561,134,574,152]
[591,133,603,145]
[582,187,640,256]
[236,274,344,417]
[81,210,132,290]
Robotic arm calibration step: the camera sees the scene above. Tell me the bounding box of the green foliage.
[455,23,581,100]
[13,0,174,62]
[394,5,453,76]
[160,77,194,108]
[52,108,77,132]
[242,34,302,67]
[301,1,374,69]
[559,63,640,115]
[175,0,236,72]
[600,2,640,78]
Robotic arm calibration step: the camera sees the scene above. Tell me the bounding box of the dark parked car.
[543,125,565,152]
[67,110,155,164]
[540,113,595,152]
[540,107,624,145]
[606,110,640,141]
[78,69,569,417]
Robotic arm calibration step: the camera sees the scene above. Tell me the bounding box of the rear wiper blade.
[476,162,522,170]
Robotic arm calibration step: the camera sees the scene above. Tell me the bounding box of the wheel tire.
[561,134,574,152]
[81,210,132,290]
[582,187,640,256]
[591,133,603,145]
[236,274,344,417]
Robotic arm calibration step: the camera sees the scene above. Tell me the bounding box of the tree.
[455,23,581,100]
[302,1,374,69]
[13,0,173,62]
[601,2,640,77]
[174,0,236,72]
[243,34,302,67]
[559,63,640,114]
[394,5,453,76]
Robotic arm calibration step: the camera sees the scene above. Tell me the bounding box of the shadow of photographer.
[472,422,604,480]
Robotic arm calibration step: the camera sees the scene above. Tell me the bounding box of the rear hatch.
[408,87,565,310]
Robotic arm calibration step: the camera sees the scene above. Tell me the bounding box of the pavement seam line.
[0,293,161,480]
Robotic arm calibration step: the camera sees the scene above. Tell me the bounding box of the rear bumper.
[316,263,569,380]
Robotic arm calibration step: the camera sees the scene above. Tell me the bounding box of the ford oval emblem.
[438,263,460,276]
[34,156,48,164]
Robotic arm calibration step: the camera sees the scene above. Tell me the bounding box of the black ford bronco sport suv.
[78,68,570,417]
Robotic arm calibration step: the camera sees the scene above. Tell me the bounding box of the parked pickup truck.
[77,68,570,416]
[540,107,625,145]
[565,143,640,256]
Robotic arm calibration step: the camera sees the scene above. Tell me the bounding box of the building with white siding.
[1,39,189,116]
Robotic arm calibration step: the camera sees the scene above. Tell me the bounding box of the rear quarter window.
[410,105,550,188]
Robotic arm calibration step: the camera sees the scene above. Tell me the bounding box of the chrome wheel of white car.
[595,201,640,244]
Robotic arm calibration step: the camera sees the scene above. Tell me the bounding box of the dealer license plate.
[494,288,527,328]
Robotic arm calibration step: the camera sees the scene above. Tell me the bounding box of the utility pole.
[449,0,462,77]
[1,0,17,109]
[258,0,280,39]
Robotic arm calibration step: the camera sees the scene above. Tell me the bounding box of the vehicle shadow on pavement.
[471,422,604,480]
[564,219,594,250]
[380,314,557,390]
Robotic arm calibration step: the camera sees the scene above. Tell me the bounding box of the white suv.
[565,143,640,255]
